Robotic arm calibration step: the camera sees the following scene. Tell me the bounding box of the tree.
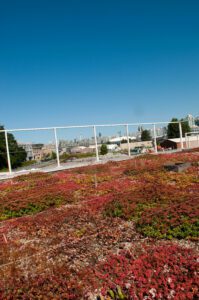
[100,144,108,155]
[195,118,199,126]
[167,118,191,138]
[181,120,191,136]
[141,130,151,141]
[0,125,27,169]
[51,151,57,160]
[167,118,179,138]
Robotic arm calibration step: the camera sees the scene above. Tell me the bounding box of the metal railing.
[0,121,184,174]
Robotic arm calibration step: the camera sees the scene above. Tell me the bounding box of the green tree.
[167,118,191,138]
[181,120,191,136]
[141,129,151,141]
[51,151,57,160]
[167,118,179,138]
[100,144,108,155]
[195,118,199,126]
[0,125,27,169]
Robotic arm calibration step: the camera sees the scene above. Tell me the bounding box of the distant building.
[186,114,195,128]
[107,144,120,151]
[20,143,55,162]
[70,146,95,154]
[120,140,153,150]
[109,136,136,144]
[19,143,33,161]
[160,136,199,149]
[32,144,44,161]
[183,113,199,133]
[41,144,55,157]
[191,125,199,132]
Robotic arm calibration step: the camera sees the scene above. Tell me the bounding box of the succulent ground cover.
[0,150,198,299]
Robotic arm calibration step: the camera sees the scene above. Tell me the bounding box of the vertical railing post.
[125,124,131,157]
[54,128,60,167]
[5,130,12,174]
[188,135,190,149]
[185,133,188,149]
[153,124,157,153]
[179,122,183,150]
[93,125,99,161]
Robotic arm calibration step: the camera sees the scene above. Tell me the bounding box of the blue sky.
[0,0,199,133]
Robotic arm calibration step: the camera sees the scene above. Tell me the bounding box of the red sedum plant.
[0,150,199,299]
[95,244,199,300]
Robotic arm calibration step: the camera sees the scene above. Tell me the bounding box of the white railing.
[0,121,184,174]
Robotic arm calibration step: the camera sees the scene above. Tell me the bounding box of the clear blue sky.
[0,0,199,131]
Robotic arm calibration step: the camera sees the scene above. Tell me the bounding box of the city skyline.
[1,112,197,144]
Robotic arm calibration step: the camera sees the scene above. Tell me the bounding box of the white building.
[186,114,195,128]
[109,136,136,144]
[107,144,120,151]
[19,143,33,161]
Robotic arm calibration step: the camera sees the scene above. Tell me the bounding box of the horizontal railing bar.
[0,121,187,133]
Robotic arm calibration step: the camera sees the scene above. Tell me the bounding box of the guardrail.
[0,121,184,174]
